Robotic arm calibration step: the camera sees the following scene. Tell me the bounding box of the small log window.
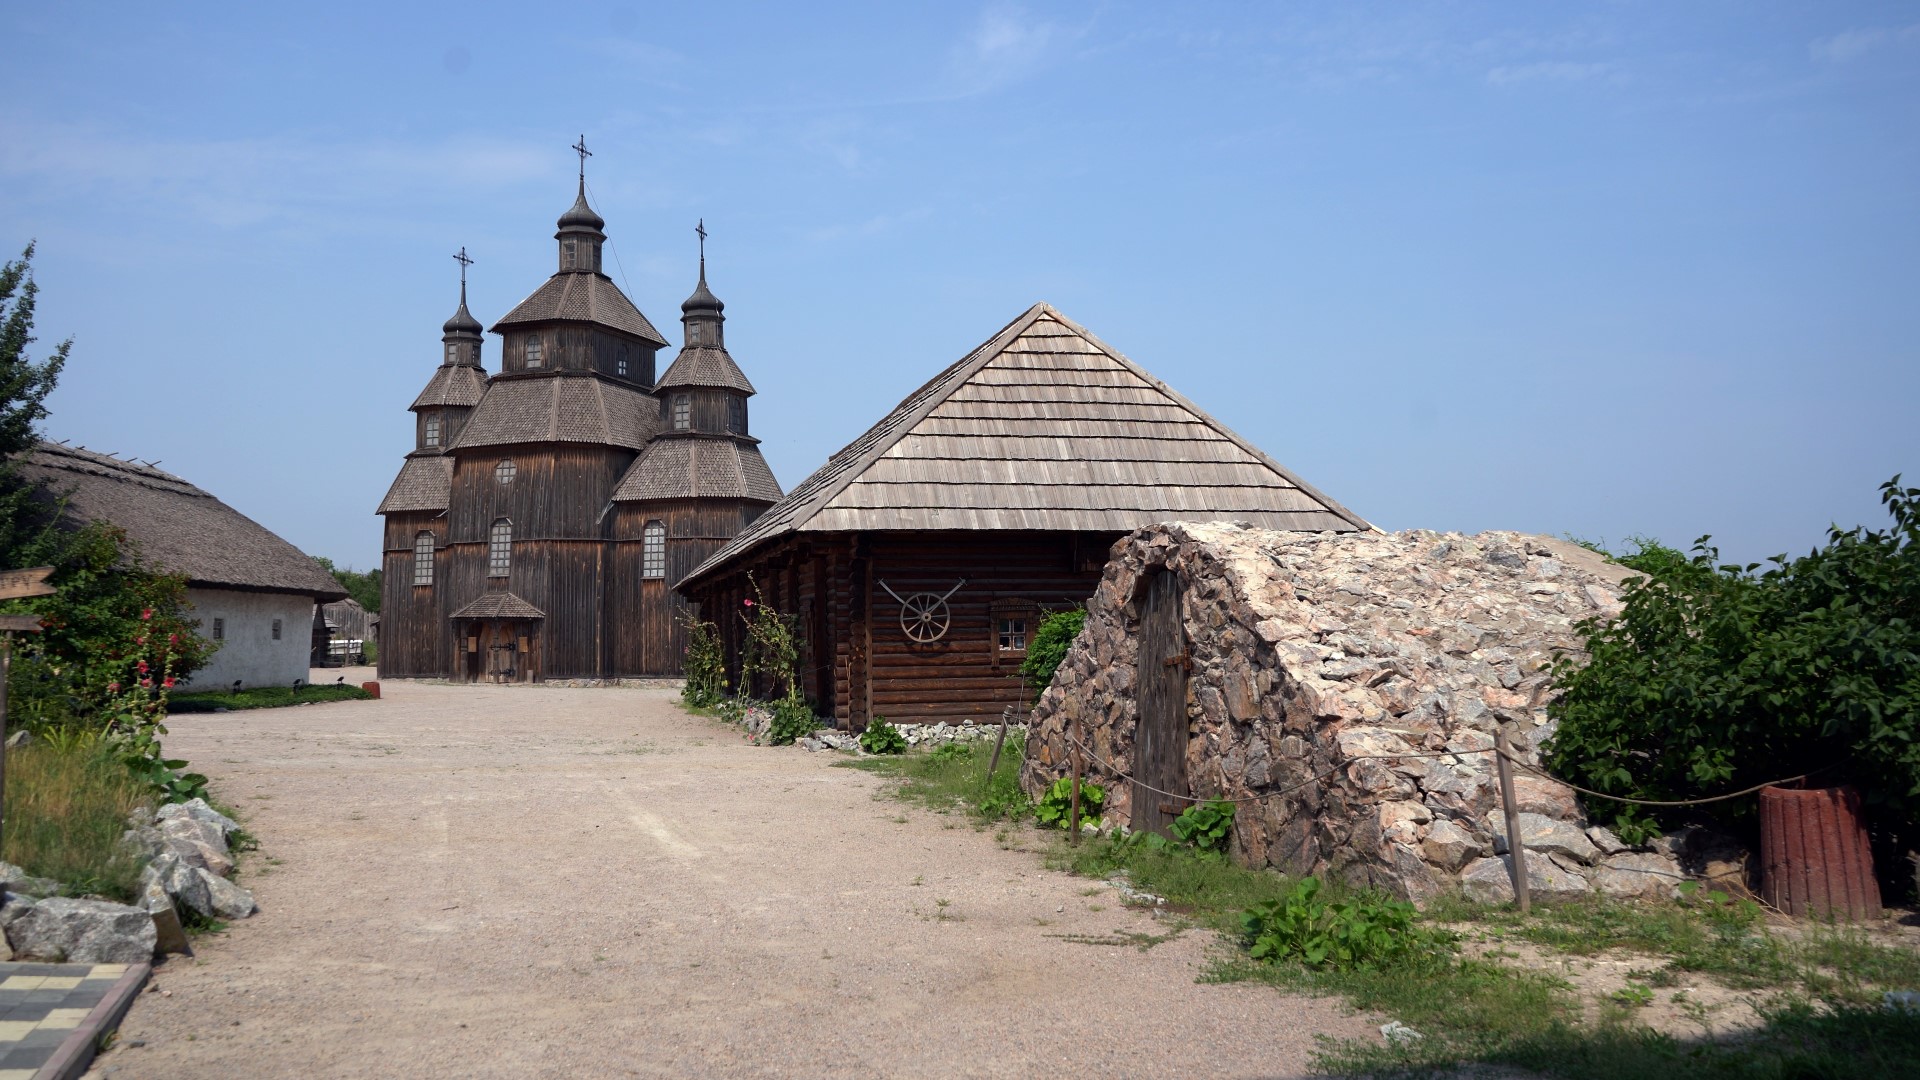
[672,395,691,431]
[413,531,434,586]
[423,413,441,448]
[726,397,744,434]
[495,459,516,485]
[642,521,666,579]
[488,519,513,577]
[990,598,1037,668]
[526,336,543,369]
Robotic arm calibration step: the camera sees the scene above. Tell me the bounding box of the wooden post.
[1495,726,1531,914]
[0,568,58,860]
[985,705,1012,785]
[1068,714,1083,845]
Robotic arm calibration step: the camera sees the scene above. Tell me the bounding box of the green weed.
[0,737,146,900]
[168,684,372,713]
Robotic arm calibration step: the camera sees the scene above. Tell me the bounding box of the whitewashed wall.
[180,588,316,690]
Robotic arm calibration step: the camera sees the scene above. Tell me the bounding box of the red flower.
[140,677,153,689]
[135,635,147,646]
[137,659,150,674]
[169,633,178,646]
[107,682,120,693]
[142,608,153,620]
[743,598,754,607]
[163,677,176,689]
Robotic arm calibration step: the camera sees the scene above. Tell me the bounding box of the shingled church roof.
[376,455,454,513]
[449,374,663,451]
[680,303,1369,590]
[490,273,668,347]
[611,437,783,503]
[21,442,346,600]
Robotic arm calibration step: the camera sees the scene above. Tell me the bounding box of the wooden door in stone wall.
[1133,570,1190,837]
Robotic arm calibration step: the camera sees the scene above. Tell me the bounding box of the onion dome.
[442,282,483,336]
[682,269,724,314]
[557,178,605,233]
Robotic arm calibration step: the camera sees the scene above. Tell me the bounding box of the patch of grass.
[168,684,373,713]
[1045,832,1300,927]
[838,734,1030,823]
[1,737,146,901]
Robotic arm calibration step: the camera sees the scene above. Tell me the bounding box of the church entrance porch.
[448,593,547,684]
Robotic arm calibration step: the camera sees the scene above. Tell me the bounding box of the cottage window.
[997,617,1027,652]
[726,397,744,434]
[526,336,543,368]
[423,413,441,448]
[672,395,691,431]
[642,521,666,579]
[488,519,513,577]
[495,459,517,485]
[413,531,434,585]
[272,618,283,641]
[989,598,1037,667]
[212,617,225,640]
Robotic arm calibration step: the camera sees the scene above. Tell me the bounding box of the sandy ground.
[85,675,1378,1079]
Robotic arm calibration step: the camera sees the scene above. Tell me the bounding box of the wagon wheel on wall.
[878,578,967,644]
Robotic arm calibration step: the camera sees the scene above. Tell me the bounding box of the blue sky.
[2,2,1915,570]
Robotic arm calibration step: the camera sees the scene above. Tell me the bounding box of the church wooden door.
[1132,569,1190,837]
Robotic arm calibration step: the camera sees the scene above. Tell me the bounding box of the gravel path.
[87,677,1376,1078]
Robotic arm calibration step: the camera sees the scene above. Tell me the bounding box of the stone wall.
[1023,522,1685,903]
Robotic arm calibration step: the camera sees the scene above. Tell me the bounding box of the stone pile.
[1024,522,1690,904]
[1,797,258,963]
[801,720,1029,753]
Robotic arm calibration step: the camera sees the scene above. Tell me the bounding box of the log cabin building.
[377,177,780,682]
[677,303,1370,729]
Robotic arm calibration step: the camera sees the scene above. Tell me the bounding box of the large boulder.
[1485,812,1601,864]
[157,798,242,842]
[159,816,235,878]
[1460,854,1591,905]
[1593,852,1685,901]
[7,897,157,963]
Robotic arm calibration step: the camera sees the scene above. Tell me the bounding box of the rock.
[1460,854,1590,904]
[1421,819,1481,872]
[0,895,35,929]
[1512,775,1580,820]
[3,730,28,749]
[799,737,825,752]
[6,897,157,963]
[1594,852,1683,900]
[156,798,242,841]
[1654,823,1754,894]
[138,872,192,956]
[1586,825,1630,856]
[200,872,257,920]
[1486,812,1599,864]
[0,861,62,899]
[149,853,211,919]
[1378,800,1432,844]
[120,825,166,862]
[162,833,235,879]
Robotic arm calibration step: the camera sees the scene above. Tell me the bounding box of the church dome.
[443,292,483,336]
[682,275,724,314]
[557,180,605,232]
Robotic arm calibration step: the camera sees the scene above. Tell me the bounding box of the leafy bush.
[1240,876,1454,971]
[1034,775,1104,829]
[1547,477,1920,847]
[1168,798,1236,858]
[859,716,906,754]
[1020,608,1087,692]
[764,696,818,746]
[680,616,727,708]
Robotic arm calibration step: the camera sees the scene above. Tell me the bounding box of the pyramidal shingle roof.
[491,273,668,347]
[679,303,1369,590]
[656,347,755,394]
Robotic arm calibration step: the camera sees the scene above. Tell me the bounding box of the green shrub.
[765,695,817,746]
[1034,775,1104,829]
[1019,608,1087,693]
[1,735,146,901]
[859,716,906,754]
[168,684,373,713]
[1240,876,1454,971]
[1548,476,1920,847]
[680,616,727,708]
[1168,798,1236,857]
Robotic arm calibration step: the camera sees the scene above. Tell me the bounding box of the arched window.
[423,413,441,448]
[488,519,513,577]
[642,521,666,579]
[525,336,543,369]
[672,395,691,431]
[413,531,434,586]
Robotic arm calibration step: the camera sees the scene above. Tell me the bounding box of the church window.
[593,244,602,272]
[413,532,434,586]
[672,395,691,431]
[642,522,666,579]
[563,239,577,269]
[495,459,517,485]
[488,519,513,577]
[687,323,703,346]
[272,618,283,641]
[617,350,629,378]
[446,343,458,363]
[526,336,543,368]
[423,413,441,448]
[726,397,744,434]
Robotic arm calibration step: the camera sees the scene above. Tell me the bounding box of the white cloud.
[943,5,1062,98]
[1485,61,1613,86]
[1810,24,1920,63]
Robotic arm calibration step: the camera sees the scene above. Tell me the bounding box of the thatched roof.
[448,592,545,619]
[611,436,783,503]
[376,455,453,514]
[657,346,755,394]
[450,374,662,451]
[681,304,1369,590]
[21,442,346,600]
[491,273,668,347]
[410,365,488,410]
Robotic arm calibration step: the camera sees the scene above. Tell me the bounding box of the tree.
[312,556,381,613]
[0,244,71,560]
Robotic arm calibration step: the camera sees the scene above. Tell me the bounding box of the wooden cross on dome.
[572,134,592,181]
[452,246,474,284]
[696,218,707,263]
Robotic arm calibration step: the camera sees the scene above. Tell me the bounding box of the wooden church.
[678,303,1370,728]
[377,171,779,681]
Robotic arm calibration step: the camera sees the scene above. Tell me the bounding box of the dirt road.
[88,678,1375,1078]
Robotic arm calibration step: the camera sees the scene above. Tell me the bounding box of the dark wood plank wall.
[500,327,659,385]
[380,512,449,677]
[609,500,765,676]
[684,530,1116,729]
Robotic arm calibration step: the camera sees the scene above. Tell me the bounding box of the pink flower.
[137,659,150,674]
[139,677,153,689]
[141,608,153,620]
[107,682,120,693]
[135,635,147,646]
[169,633,178,646]
[163,677,176,689]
